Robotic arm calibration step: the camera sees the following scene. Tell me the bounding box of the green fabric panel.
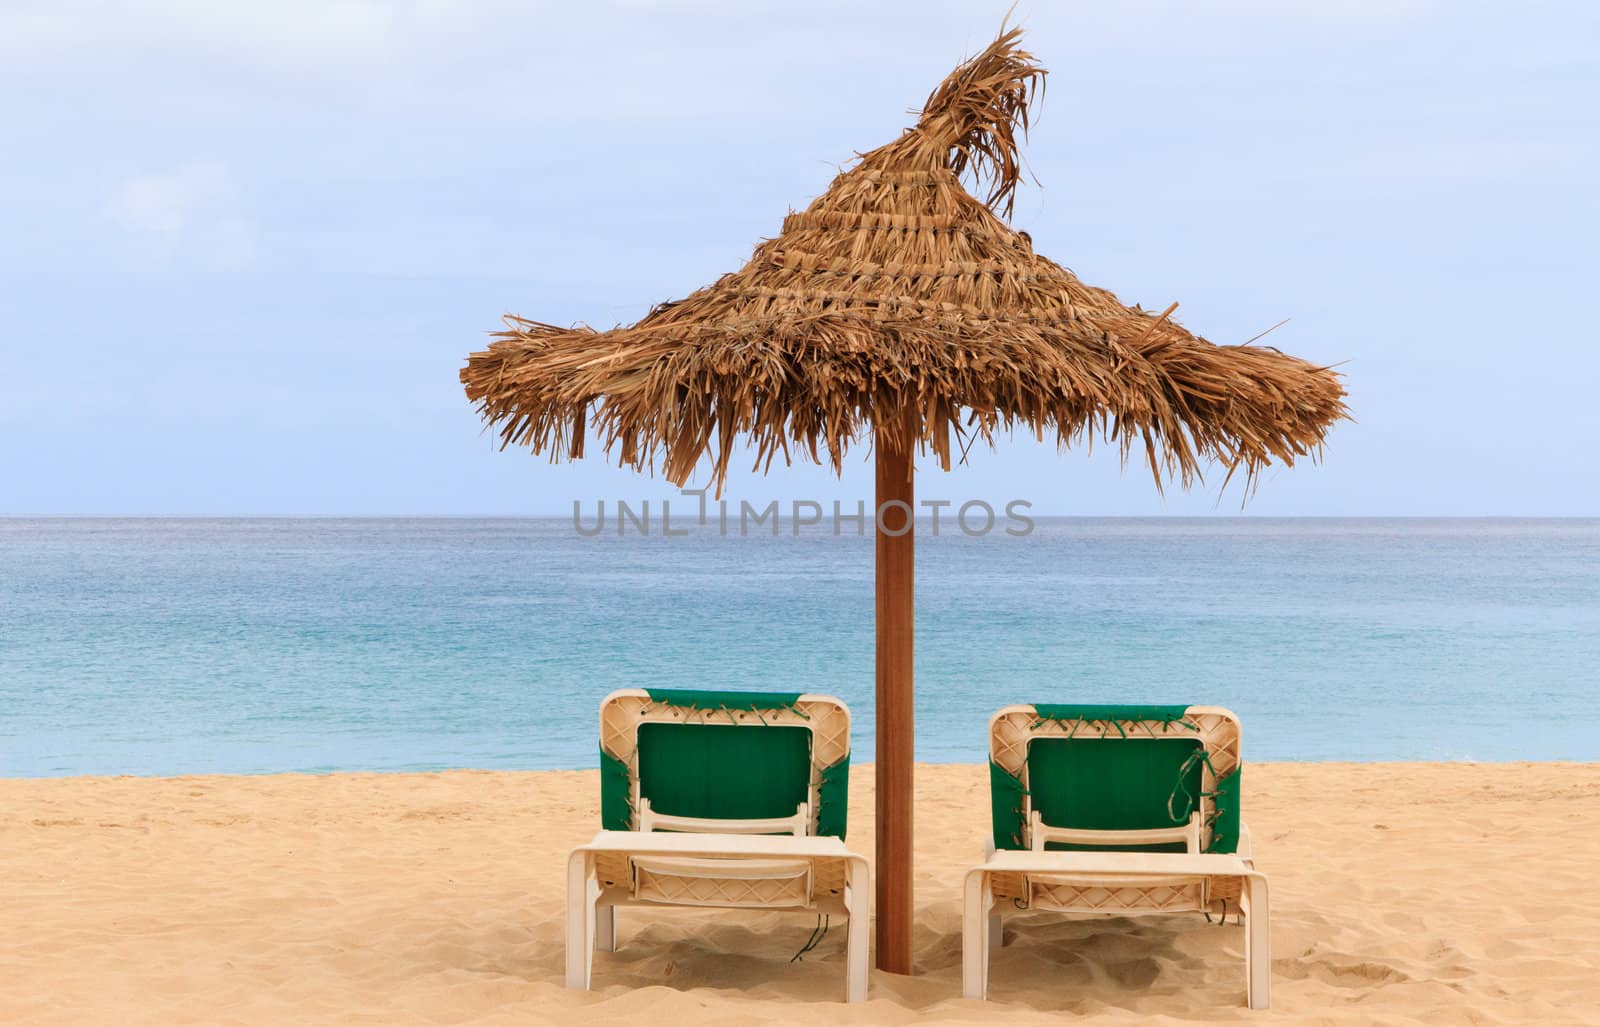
[1031,703,1193,726]
[815,754,850,839]
[990,759,1028,851]
[1028,737,1203,852]
[599,744,633,830]
[1206,765,1241,854]
[636,722,811,822]
[644,688,803,712]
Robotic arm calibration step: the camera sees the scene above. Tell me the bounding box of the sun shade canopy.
[461,27,1346,493]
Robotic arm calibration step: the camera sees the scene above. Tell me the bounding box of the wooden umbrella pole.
[874,414,915,975]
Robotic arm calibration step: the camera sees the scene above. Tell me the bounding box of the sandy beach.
[3,761,1598,1025]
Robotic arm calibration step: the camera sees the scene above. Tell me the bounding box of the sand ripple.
[3,762,1598,1024]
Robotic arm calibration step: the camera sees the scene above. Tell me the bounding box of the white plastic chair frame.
[637,796,810,837]
[568,689,868,1002]
[964,704,1269,1009]
[1029,808,1203,853]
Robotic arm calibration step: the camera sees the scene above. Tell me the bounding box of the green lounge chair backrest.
[637,721,812,822]
[990,703,1241,854]
[1027,736,1204,852]
[599,688,851,838]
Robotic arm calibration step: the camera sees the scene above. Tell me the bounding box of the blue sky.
[2,1,1596,515]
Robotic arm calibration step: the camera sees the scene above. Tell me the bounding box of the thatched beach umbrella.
[462,27,1346,974]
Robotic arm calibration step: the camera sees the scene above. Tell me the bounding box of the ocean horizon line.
[4,513,1598,522]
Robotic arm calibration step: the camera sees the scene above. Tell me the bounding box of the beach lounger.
[566,688,869,1002]
[963,704,1269,1009]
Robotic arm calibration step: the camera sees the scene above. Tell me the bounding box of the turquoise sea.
[2,518,1597,777]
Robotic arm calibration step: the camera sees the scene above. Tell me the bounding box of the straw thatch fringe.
[462,27,1347,496]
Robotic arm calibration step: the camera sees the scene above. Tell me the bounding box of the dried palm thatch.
[462,26,1346,494]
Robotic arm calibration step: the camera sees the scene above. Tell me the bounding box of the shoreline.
[6,756,1598,783]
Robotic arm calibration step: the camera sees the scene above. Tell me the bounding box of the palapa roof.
[462,27,1346,493]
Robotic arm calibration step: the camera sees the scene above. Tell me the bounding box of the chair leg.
[596,904,616,953]
[962,871,991,1000]
[565,852,597,990]
[1243,873,1271,1009]
[988,910,1003,953]
[844,861,870,1003]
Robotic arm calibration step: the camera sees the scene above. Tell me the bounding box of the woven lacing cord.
[721,703,811,726]
[640,700,811,726]
[791,915,829,961]
[1167,747,1235,856]
[1182,748,1238,926]
[1028,716,1200,739]
[1167,747,1224,827]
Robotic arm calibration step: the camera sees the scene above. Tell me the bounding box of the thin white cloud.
[104,161,256,269]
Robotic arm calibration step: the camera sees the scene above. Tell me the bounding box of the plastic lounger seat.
[963,704,1269,1009]
[566,688,869,1002]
